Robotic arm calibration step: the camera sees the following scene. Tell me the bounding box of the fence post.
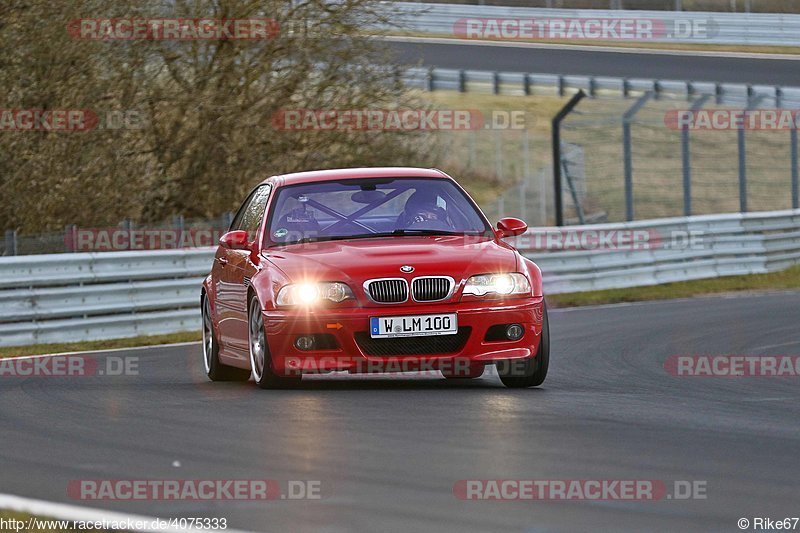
[494,128,503,183]
[552,90,586,226]
[682,94,712,217]
[623,92,654,222]
[792,125,799,210]
[173,214,185,248]
[4,230,18,256]
[64,224,77,252]
[521,129,531,222]
[738,94,768,213]
[122,219,134,251]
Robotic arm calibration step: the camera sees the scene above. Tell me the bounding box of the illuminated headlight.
[276,282,353,306]
[463,273,531,297]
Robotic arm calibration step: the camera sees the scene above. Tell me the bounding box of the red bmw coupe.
[201,167,549,388]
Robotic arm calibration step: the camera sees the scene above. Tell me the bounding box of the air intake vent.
[412,277,454,302]
[365,279,408,304]
[355,327,471,356]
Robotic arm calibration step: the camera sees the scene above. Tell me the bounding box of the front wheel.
[497,302,550,388]
[248,295,301,389]
[202,296,250,382]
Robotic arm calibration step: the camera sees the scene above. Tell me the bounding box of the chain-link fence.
[5,87,799,253]
[557,91,798,223]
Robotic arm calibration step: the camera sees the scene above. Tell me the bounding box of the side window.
[230,185,272,239]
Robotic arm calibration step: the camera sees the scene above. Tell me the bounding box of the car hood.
[264,235,518,286]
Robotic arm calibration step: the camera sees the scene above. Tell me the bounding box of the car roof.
[262,167,450,187]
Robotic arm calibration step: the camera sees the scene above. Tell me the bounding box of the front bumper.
[262,297,544,374]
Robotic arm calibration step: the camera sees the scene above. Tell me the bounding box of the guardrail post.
[682,95,712,217]
[715,83,723,105]
[458,70,466,93]
[493,72,500,95]
[552,90,586,227]
[523,73,531,96]
[4,230,18,256]
[558,75,565,97]
[623,92,654,222]
[426,67,434,92]
[588,77,596,98]
[622,78,630,98]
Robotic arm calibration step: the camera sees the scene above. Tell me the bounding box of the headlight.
[276,282,354,306]
[462,273,531,297]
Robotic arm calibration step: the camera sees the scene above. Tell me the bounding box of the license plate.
[370,313,457,339]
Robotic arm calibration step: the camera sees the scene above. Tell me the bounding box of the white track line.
[383,35,800,60]
[0,341,201,361]
[0,493,253,533]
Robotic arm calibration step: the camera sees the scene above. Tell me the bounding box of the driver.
[397,190,450,229]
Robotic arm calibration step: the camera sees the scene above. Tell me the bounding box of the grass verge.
[547,265,800,308]
[0,331,201,359]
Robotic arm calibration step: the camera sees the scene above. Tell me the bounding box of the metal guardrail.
[387,2,800,46]
[400,66,800,107]
[525,209,800,292]
[1,209,799,347]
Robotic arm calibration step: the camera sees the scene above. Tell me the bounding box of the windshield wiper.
[271,229,480,247]
[390,229,473,236]
[272,234,373,247]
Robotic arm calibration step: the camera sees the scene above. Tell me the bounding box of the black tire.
[248,295,301,389]
[498,302,550,388]
[202,296,250,382]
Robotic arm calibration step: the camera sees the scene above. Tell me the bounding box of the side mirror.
[497,217,528,238]
[219,230,251,250]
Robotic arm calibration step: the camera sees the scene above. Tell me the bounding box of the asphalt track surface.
[1,291,799,532]
[386,38,800,86]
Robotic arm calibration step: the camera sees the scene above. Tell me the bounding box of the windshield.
[266,177,491,246]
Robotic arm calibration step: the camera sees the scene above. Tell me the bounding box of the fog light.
[505,324,524,341]
[295,336,315,351]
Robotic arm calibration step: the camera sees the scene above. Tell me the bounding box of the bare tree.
[0,0,436,232]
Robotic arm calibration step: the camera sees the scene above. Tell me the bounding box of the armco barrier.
[387,2,800,46]
[399,66,800,108]
[1,209,799,347]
